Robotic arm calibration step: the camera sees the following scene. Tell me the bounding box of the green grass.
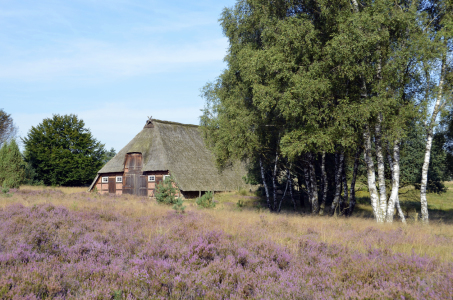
[195,182,453,222]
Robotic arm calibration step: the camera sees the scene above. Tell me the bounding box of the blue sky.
[0,0,236,151]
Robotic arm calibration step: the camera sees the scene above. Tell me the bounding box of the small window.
[163,175,170,180]
[101,177,108,183]
[148,175,155,182]
[116,176,122,183]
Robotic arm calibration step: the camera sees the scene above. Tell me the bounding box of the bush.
[196,191,216,208]
[237,188,248,196]
[236,199,245,208]
[155,176,180,205]
[172,198,186,214]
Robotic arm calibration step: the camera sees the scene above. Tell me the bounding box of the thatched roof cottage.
[89,118,248,198]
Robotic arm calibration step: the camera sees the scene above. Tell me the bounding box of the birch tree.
[419,0,453,223]
[0,109,18,147]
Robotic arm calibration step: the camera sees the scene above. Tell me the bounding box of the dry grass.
[2,185,453,263]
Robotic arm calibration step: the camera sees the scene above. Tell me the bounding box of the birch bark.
[308,153,319,214]
[259,157,272,211]
[319,151,328,215]
[331,151,344,215]
[363,125,383,222]
[272,151,279,211]
[375,114,387,220]
[386,142,406,223]
[348,147,361,216]
[386,140,400,222]
[421,56,447,223]
[287,168,297,211]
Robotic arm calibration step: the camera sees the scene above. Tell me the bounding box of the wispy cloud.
[0,38,228,81]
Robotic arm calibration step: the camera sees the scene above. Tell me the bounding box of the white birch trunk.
[259,157,272,211]
[363,126,383,222]
[287,169,296,212]
[308,153,319,214]
[386,140,400,222]
[319,151,328,215]
[421,55,447,223]
[272,151,279,211]
[386,142,406,223]
[375,114,387,220]
[331,151,344,215]
[348,147,361,216]
[340,157,348,216]
[395,195,406,224]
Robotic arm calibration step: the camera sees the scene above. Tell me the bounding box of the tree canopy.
[0,109,18,147]
[22,114,106,186]
[201,0,453,222]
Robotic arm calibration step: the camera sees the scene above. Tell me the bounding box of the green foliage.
[237,189,248,196]
[102,147,116,165]
[0,139,25,189]
[22,160,43,186]
[236,199,245,208]
[196,191,216,208]
[242,175,259,185]
[400,123,449,193]
[112,290,123,300]
[22,114,106,186]
[155,176,180,205]
[0,108,18,146]
[172,198,186,214]
[1,184,9,194]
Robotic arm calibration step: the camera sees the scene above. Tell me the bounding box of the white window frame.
[101,177,108,183]
[116,176,122,183]
[148,175,155,182]
[163,175,170,180]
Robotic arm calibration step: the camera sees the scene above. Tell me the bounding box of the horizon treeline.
[200,0,453,223]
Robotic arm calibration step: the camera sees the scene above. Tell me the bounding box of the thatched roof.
[96,119,248,192]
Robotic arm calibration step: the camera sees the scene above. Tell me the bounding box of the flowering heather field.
[0,188,452,299]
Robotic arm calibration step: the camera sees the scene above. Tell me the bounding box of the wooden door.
[138,175,147,196]
[123,174,134,194]
[123,153,144,196]
[108,177,115,193]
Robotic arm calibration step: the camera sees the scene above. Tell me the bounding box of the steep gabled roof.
[96,119,247,191]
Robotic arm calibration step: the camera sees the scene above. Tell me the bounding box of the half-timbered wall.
[95,173,124,195]
[95,170,182,198]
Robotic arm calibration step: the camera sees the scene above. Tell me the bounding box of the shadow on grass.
[241,192,453,223]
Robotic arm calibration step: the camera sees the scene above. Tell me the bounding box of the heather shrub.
[155,176,179,205]
[0,203,452,299]
[196,191,215,208]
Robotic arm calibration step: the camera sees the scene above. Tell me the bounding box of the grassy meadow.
[0,185,452,299]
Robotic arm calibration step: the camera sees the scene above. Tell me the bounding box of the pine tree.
[0,139,25,189]
[0,142,7,185]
